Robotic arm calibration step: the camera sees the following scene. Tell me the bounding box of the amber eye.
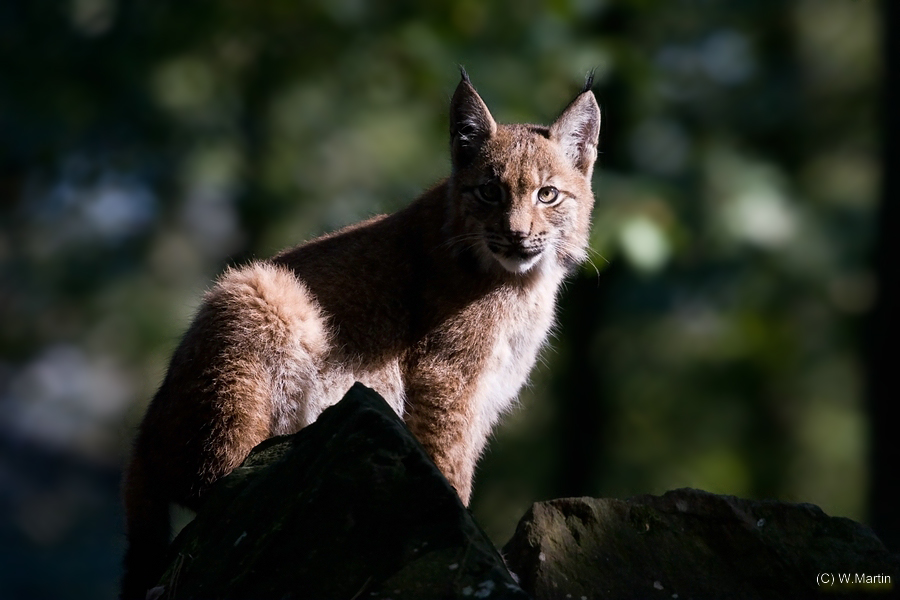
[537,186,559,204]
[476,182,503,203]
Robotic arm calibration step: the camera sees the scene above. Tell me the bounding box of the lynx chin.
[121,69,600,599]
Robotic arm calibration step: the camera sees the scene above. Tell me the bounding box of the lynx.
[121,69,600,598]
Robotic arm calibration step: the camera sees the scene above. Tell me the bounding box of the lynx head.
[447,69,600,276]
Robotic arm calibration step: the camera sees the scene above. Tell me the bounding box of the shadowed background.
[0,1,894,598]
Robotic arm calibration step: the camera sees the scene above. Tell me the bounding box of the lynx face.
[448,73,600,275]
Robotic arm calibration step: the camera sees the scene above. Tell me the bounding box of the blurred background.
[1,0,895,598]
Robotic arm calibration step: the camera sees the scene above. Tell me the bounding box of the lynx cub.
[121,70,600,598]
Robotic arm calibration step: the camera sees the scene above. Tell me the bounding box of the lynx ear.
[550,87,601,177]
[449,69,497,168]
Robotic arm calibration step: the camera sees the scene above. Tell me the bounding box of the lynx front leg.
[402,374,490,505]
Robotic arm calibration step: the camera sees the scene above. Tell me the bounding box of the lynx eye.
[537,186,560,204]
[475,182,503,203]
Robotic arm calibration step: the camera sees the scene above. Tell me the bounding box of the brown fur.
[121,72,600,599]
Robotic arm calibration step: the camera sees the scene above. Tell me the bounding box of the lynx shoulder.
[121,70,600,599]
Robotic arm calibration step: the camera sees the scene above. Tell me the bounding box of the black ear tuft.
[581,68,596,95]
[458,65,471,85]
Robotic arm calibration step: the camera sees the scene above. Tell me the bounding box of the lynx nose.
[506,209,532,241]
[506,227,529,242]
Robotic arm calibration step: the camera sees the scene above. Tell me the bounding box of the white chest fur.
[471,269,561,436]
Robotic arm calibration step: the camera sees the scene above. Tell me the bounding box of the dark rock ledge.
[150,384,898,600]
[503,490,898,599]
[152,383,526,600]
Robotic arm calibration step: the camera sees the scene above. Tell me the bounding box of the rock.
[150,384,897,600]
[502,489,899,599]
[154,383,527,600]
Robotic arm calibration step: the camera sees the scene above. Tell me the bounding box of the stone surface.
[151,382,898,600]
[503,489,899,599]
[154,383,527,599]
